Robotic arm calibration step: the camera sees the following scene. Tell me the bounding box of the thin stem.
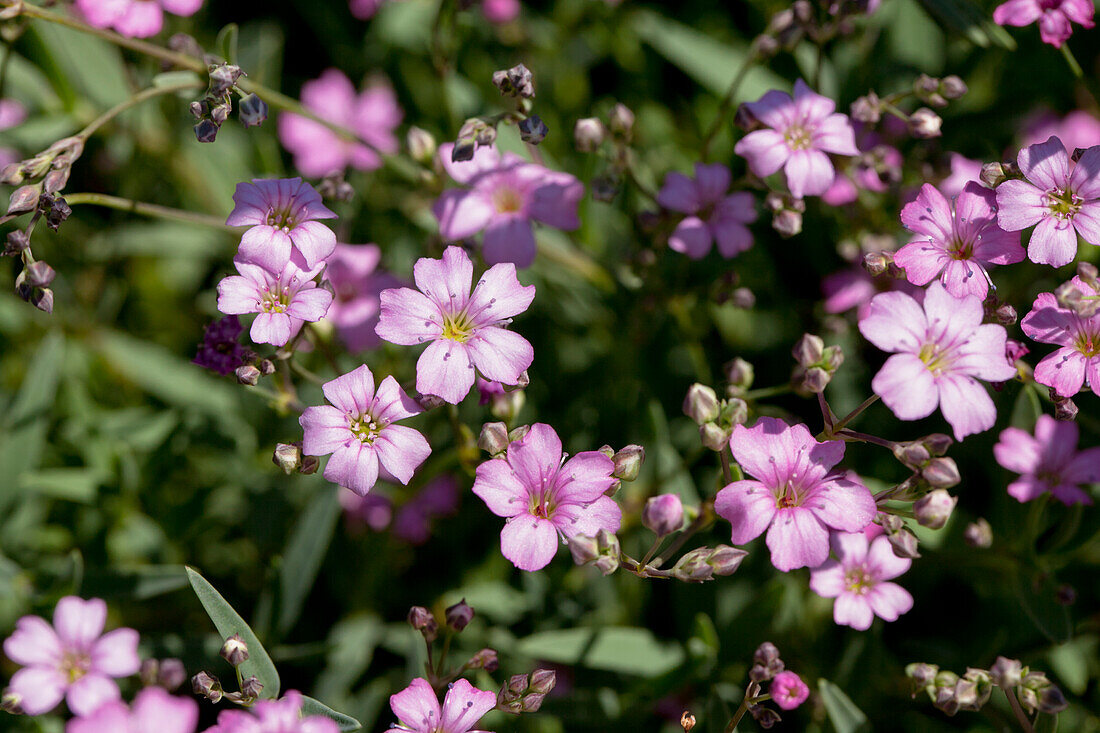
[701,40,758,161]
[1004,688,1036,733]
[64,193,236,230]
[1060,44,1083,80]
[639,536,664,568]
[77,79,203,141]
[741,384,792,401]
[719,450,733,485]
[821,394,880,438]
[723,681,760,733]
[836,428,895,450]
[818,392,834,432]
[288,358,324,386]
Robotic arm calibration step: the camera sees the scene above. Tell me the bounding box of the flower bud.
[683,383,720,424]
[941,75,967,99]
[672,547,714,582]
[407,606,438,642]
[529,668,556,695]
[593,529,620,575]
[862,250,891,276]
[192,671,223,703]
[194,119,219,143]
[610,444,644,481]
[922,457,960,488]
[707,545,747,575]
[642,494,684,537]
[906,662,939,688]
[724,357,754,394]
[4,230,30,256]
[794,366,831,394]
[406,126,436,163]
[518,115,548,145]
[235,364,261,386]
[567,533,600,565]
[272,442,303,474]
[1,689,23,715]
[699,422,731,452]
[721,397,748,427]
[7,184,40,216]
[451,137,476,162]
[23,261,55,289]
[478,422,510,455]
[850,92,881,124]
[892,441,931,468]
[521,693,545,712]
[240,675,263,700]
[979,161,1007,188]
[506,673,529,697]
[445,599,475,631]
[608,103,634,141]
[467,648,499,672]
[913,489,956,529]
[908,108,942,139]
[1038,685,1068,714]
[574,117,605,152]
[220,635,249,666]
[887,528,921,559]
[953,677,980,711]
[681,712,696,732]
[1054,395,1078,421]
[300,455,319,475]
[988,657,1022,688]
[508,424,530,442]
[492,63,534,98]
[1077,261,1099,289]
[964,518,993,548]
[792,333,825,366]
[750,705,782,729]
[43,167,70,195]
[734,103,761,131]
[238,93,268,128]
[30,288,53,314]
[772,207,802,238]
[1,162,24,185]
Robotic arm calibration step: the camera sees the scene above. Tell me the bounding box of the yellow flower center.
[441,311,475,342]
[919,343,952,376]
[845,567,873,595]
[492,187,524,214]
[349,415,381,444]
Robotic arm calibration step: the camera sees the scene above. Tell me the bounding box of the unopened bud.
[724,357,754,394]
[699,422,731,452]
[642,494,684,537]
[887,528,921,559]
[612,444,644,481]
[680,712,696,732]
[235,364,261,386]
[30,288,53,314]
[299,455,319,475]
[529,668,556,695]
[906,662,939,688]
[941,75,967,99]
[922,457,960,488]
[1037,685,1068,714]
[240,675,263,700]
[451,137,476,162]
[795,365,831,394]
[792,333,825,366]
[574,117,605,152]
[220,635,249,666]
[1054,395,1078,421]
[1077,261,1099,289]
[567,533,600,565]
[908,108,943,139]
[0,162,24,185]
[521,693,545,712]
[4,230,30,256]
[478,422,510,455]
[750,705,782,729]
[272,442,302,474]
[672,547,714,582]
[209,63,244,94]
[734,103,761,131]
[913,489,956,529]
[467,648,499,672]
[518,115,548,145]
[923,433,953,456]
[893,441,931,468]
[445,599,475,631]
[194,119,219,143]
[772,208,802,238]
[239,94,268,128]
[850,92,881,124]
[608,103,634,141]
[592,529,620,575]
[8,184,39,215]
[862,250,891,276]
[988,656,1022,688]
[683,383,720,424]
[407,126,436,163]
[23,261,55,288]
[964,518,992,548]
[1,689,22,715]
[408,606,438,642]
[43,167,71,195]
[192,671,223,703]
[707,545,748,575]
[980,162,1007,188]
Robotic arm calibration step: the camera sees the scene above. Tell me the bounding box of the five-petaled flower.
[992,0,1094,48]
[714,417,876,572]
[68,686,199,733]
[217,258,333,347]
[375,246,535,404]
[203,690,339,733]
[994,414,1100,505]
[386,678,496,733]
[300,364,431,496]
[227,178,338,272]
[472,423,621,571]
[809,531,914,630]
[75,0,203,39]
[1020,276,1100,397]
[657,162,757,259]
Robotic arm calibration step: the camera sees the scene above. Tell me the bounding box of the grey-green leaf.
[277,485,342,635]
[818,678,870,733]
[300,695,362,731]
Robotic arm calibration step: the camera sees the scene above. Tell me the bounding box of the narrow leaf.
[300,695,362,731]
[277,485,342,635]
[818,678,870,733]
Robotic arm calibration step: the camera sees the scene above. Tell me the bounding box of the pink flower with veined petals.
[300,365,430,496]
[433,144,583,268]
[859,282,1017,440]
[1020,276,1100,397]
[993,0,1094,48]
[734,79,859,198]
[375,246,535,404]
[203,690,339,733]
[278,69,402,178]
[226,178,338,272]
[895,182,1024,299]
[74,0,203,38]
[657,163,757,259]
[995,415,1100,505]
[2,596,140,716]
[67,686,199,733]
[216,258,332,347]
[714,417,876,572]
[770,671,810,711]
[387,678,497,733]
[996,136,1100,267]
[809,532,914,630]
[323,243,403,352]
[940,153,984,197]
[472,423,621,571]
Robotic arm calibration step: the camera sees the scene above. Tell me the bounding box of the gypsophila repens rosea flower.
[995,415,1100,505]
[323,243,404,352]
[203,690,338,733]
[300,364,430,496]
[656,163,757,259]
[74,0,203,39]
[734,80,859,198]
[939,153,984,197]
[859,282,1017,440]
[2,596,140,716]
[1021,276,1100,397]
[992,0,1094,48]
[1022,109,1100,153]
[714,417,876,572]
[472,422,621,572]
[770,671,810,710]
[67,686,199,733]
[375,245,535,404]
[227,178,338,272]
[387,678,497,733]
[809,530,914,630]
[216,258,333,347]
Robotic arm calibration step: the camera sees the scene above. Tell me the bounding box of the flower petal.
[500,515,559,571]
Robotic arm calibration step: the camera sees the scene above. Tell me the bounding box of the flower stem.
[700,40,759,161]
[741,384,792,401]
[821,394,880,439]
[77,79,204,142]
[719,450,733,485]
[723,682,760,733]
[1004,687,1036,733]
[1059,44,1083,80]
[63,192,236,231]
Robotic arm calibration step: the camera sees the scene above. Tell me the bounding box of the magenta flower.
[349,0,386,19]
[821,142,902,206]
[0,99,27,170]
[204,690,338,733]
[216,258,332,347]
[392,475,461,544]
[433,144,583,268]
[482,0,520,23]
[1023,110,1100,153]
[809,532,914,630]
[994,415,1100,505]
[74,0,202,38]
[472,423,621,571]
[300,365,430,496]
[324,243,403,352]
[993,0,1094,47]
[278,69,402,177]
[770,671,810,711]
[894,182,1024,299]
[226,178,337,272]
[375,246,535,404]
[387,678,497,733]
[859,282,1017,440]
[67,687,198,733]
[2,596,140,716]
[734,80,859,198]
[656,163,757,259]
[996,136,1100,267]
[821,265,919,319]
[1020,278,1100,397]
[940,153,984,198]
[714,418,876,572]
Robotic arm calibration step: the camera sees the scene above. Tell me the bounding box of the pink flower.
[0,99,27,170]
[714,417,876,572]
[1022,110,1100,154]
[340,489,393,531]
[1020,277,1100,397]
[300,365,431,496]
[481,0,520,23]
[809,532,914,630]
[433,144,583,268]
[859,282,1017,440]
[995,415,1100,505]
[895,182,1024,299]
[822,143,903,206]
[734,80,859,198]
[67,687,198,733]
[278,69,402,177]
[2,596,140,716]
[375,246,535,404]
[821,265,919,319]
[74,0,203,38]
[656,163,757,259]
[324,243,403,352]
[204,690,338,733]
[216,258,332,347]
[770,671,810,711]
[940,153,984,197]
[226,178,338,272]
[387,678,496,733]
[472,423,621,571]
[393,475,461,544]
[349,0,386,19]
[996,136,1100,267]
[993,0,1094,47]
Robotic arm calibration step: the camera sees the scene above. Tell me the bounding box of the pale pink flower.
[433,144,583,268]
[204,690,338,733]
[809,532,914,630]
[67,686,198,733]
[2,596,140,716]
[1022,110,1100,155]
[349,0,386,19]
[859,282,1017,440]
[324,243,403,352]
[375,246,535,404]
[216,258,332,347]
[656,163,757,259]
[940,153,984,197]
[481,0,520,23]
[895,182,1024,299]
[0,99,27,170]
[300,365,430,496]
[996,136,1100,267]
[339,489,393,532]
[995,415,1100,505]
[74,0,203,38]
[993,0,1094,47]
[714,417,876,572]
[1020,277,1100,397]
[734,80,859,198]
[278,69,402,177]
[227,178,337,272]
[821,265,919,319]
[472,423,621,571]
[387,678,496,733]
[770,671,810,711]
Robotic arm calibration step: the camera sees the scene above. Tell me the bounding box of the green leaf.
[216,23,240,64]
[300,695,362,731]
[1009,383,1043,431]
[18,468,107,503]
[277,486,342,635]
[818,678,870,733]
[186,566,281,699]
[517,627,684,677]
[1048,636,1096,695]
[917,0,1017,49]
[5,330,64,427]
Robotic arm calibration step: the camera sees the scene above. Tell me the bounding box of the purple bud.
[157,659,187,690]
[518,115,548,145]
[612,444,645,481]
[792,333,825,366]
[941,75,967,99]
[23,261,55,288]
[913,489,956,529]
[407,606,438,642]
[608,103,634,141]
[521,693,545,712]
[478,422,510,455]
[887,528,921,559]
[406,126,436,163]
[574,118,605,152]
[988,657,1022,688]
[1,689,23,715]
[239,93,268,128]
[239,675,263,700]
[707,545,748,575]
[921,457,960,488]
[467,648,499,672]
[235,364,261,386]
[850,92,881,124]
[724,357,754,394]
[699,422,732,452]
[642,494,684,537]
[908,108,943,139]
[7,184,40,216]
[980,161,1007,188]
[208,63,244,95]
[507,674,529,696]
[750,705,782,729]
[271,443,303,474]
[566,533,600,565]
[220,634,249,666]
[772,208,802,238]
[963,518,992,548]
[683,383,720,425]
[194,119,220,143]
[445,598,474,631]
[906,662,939,688]
[528,669,556,695]
[191,671,223,703]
